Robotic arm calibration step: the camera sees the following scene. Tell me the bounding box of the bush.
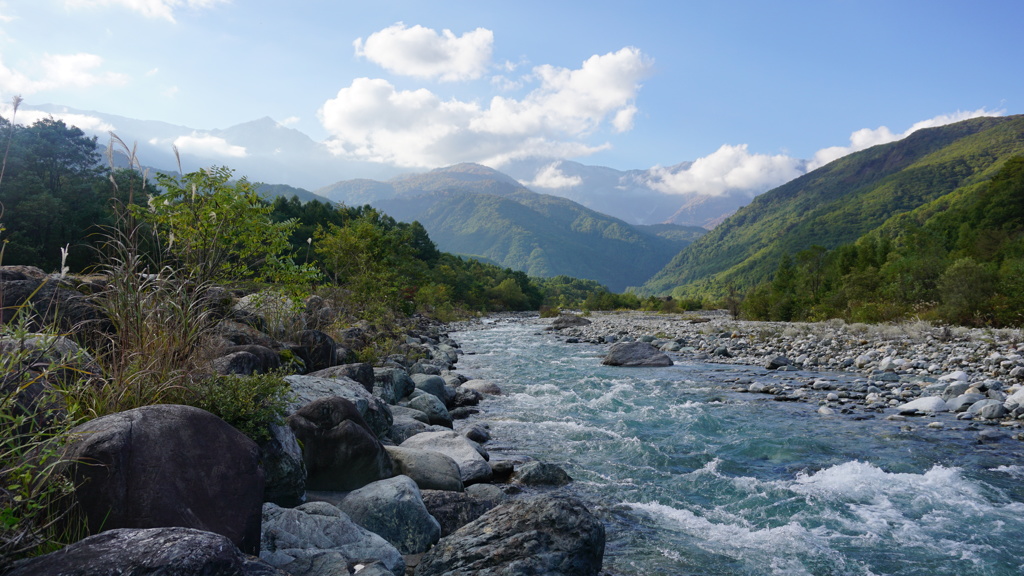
[185,372,291,444]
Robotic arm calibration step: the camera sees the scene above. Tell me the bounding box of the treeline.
[0,115,641,318]
[741,156,1024,326]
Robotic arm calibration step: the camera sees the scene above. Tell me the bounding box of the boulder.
[460,379,502,395]
[286,375,394,439]
[62,404,264,555]
[513,461,573,487]
[374,367,415,402]
[259,423,307,507]
[291,329,341,372]
[966,398,1007,419]
[212,350,266,376]
[551,314,592,330]
[412,373,449,403]
[601,342,673,367]
[406,393,453,428]
[0,278,109,335]
[287,397,393,491]
[388,414,433,445]
[400,430,492,485]
[261,501,404,576]
[415,495,605,576]
[310,363,376,393]
[6,527,284,576]
[896,396,949,415]
[333,475,441,555]
[420,486,505,537]
[765,356,791,370]
[385,446,464,492]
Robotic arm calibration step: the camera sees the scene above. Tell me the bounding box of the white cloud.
[807,108,1002,170]
[647,144,804,197]
[319,47,652,168]
[0,104,117,133]
[65,0,229,23]
[173,132,247,158]
[354,23,493,82]
[0,53,127,95]
[522,161,582,190]
[279,116,300,127]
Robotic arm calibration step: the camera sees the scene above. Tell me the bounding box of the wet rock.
[401,430,492,486]
[601,342,673,367]
[385,446,464,492]
[513,461,573,486]
[333,475,441,555]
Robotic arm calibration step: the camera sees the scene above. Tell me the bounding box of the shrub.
[186,372,291,444]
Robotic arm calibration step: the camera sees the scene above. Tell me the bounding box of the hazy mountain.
[319,163,704,291]
[640,115,1024,297]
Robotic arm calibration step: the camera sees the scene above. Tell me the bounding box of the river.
[451,318,1024,576]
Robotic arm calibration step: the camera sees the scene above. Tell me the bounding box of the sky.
[1,0,1022,195]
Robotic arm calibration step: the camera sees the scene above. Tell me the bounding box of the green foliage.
[740,156,1024,326]
[186,372,290,444]
[644,115,1024,300]
[132,166,318,288]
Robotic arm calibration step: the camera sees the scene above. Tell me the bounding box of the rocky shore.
[547,310,1024,431]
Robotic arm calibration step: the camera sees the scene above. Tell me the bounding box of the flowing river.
[451,318,1024,576]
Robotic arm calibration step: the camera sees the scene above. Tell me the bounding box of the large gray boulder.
[514,461,573,487]
[333,475,442,555]
[287,397,393,491]
[286,375,394,439]
[385,446,464,492]
[415,495,605,576]
[6,527,284,576]
[63,404,264,554]
[310,363,375,393]
[411,373,449,403]
[259,423,307,507]
[400,430,492,485]
[374,367,415,402]
[460,379,502,396]
[551,314,592,330]
[261,501,404,576]
[406,392,453,428]
[601,341,673,367]
[420,486,505,537]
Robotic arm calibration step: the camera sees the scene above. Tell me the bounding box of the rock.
[287,397,393,491]
[406,393,453,428]
[310,363,376,393]
[966,399,1007,419]
[551,314,592,330]
[947,393,986,413]
[411,373,450,403]
[385,446,465,492]
[0,278,109,335]
[939,370,970,382]
[388,414,433,445]
[896,396,949,415]
[261,501,404,576]
[286,375,394,439]
[513,461,573,486]
[212,350,266,376]
[6,527,284,576]
[374,367,415,401]
[461,379,502,395]
[765,356,791,370]
[461,423,491,444]
[63,404,264,554]
[259,423,307,507]
[601,342,673,367]
[415,495,605,576]
[333,476,441,555]
[291,329,341,372]
[420,488,504,537]
[401,431,492,485]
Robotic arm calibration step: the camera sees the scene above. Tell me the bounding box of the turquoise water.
[452,320,1024,576]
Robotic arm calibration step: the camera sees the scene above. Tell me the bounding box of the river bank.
[543,310,1024,431]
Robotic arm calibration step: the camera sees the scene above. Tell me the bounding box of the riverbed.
[452,317,1024,576]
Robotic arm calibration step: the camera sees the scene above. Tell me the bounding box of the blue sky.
[1,0,1021,191]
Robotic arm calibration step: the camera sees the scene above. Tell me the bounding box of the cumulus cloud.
[354,23,493,82]
[808,108,1002,170]
[522,162,582,190]
[319,47,652,168]
[0,104,117,132]
[65,0,228,23]
[647,144,804,197]
[279,116,300,127]
[173,132,247,158]
[0,53,127,95]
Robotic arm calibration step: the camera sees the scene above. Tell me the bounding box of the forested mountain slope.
[640,115,1024,297]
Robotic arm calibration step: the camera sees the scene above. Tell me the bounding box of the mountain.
[499,158,775,228]
[639,115,1024,298]
[318,164,704,291]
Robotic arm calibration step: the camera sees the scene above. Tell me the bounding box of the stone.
[415,495,605,576]
[896,396,949,415]
[7,527,284,576]
[601,342,673,367]
[374,367,415,401]
[401,430,492,485]
[261,501,404,576]
[406,393,453,428]
[966,398,1007,419]
[63,404,264,554]
[461,423,491,444]
[309,363,376,393]
[513,461,573,486]
[286,375,394,439]
[388,415,433,445]
[551,314,592,330]
[460,379,502,395]
[385,446,465,492]
[765,356,791,370]
[287,397,393,491]
[412,373,450,403]
[420,488,504,537]
[946,393,986,413]
[333,475,441,555]
[259,423,307,507]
